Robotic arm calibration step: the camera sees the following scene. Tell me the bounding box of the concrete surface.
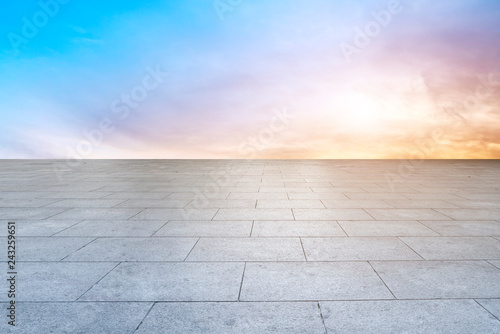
[1,159,499,333]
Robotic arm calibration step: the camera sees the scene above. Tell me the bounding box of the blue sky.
[1,0,500,159]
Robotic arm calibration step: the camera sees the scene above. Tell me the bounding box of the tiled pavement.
[1,159,500,333]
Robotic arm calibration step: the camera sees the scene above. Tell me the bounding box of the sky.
[1,0,499,159]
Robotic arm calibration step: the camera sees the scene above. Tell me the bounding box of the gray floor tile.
[400,237,500,260]
[0,199,61,208]
[383,200,459,208]
[288,192,348,200]
[339,220,439,237]
[36,192,112,199]
[240,262,393,301]
[136,302,325,334]
[66,237,198,261]
[320,299,500,334]
[344,193,408,200]
[256,199,325,209]
[421,220,500,236]
[293,209,373,220]
[252,221,346,237]
[435,209,500,220]
[227,192,288,200]
[13,237,94,261]
[115,199,191,208]
[103,192,171,199]
[302,237,422,261]
[153,220,251,237]
[44,199,126,208]
[213,209,293,220]
[446,200,500,209]
[55,220,166,237]
[322,200,393,208]
[186,238,305,261]
[80,262,244,301]
[185,199,257,209]
[0,220,81,236]
[365,209,451,220]
[4,262,118,301]
[371,260,500,299]
[49,208,142,220]
[0,208,68,220]
[131,208,217,220]
[0,302,151,334]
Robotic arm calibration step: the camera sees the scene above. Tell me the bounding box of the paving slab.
[421,220,500,236]
[115,199,191,208]
[186,237,305,261]
[240,262,393,301]
[49,208,142,220]
[435,209,500,220]
[301,237,422,261]
[320,299,500,334]
[213,209,294,220]
[256,199,325,209]
[131,208,217,220]
[80,262,244,301]
[55,220,166,237]
[338,220,439,236]
[0,208,68,220]
[44,199,127,208]
[13,237,94,261]
[154,220,252,237]
[0,302,151,334]
[322,200,393,208]
[136,302,325,334]
[65,237,198,261]
[365,209,451,220]
[3,262,118,301]
[252,220,346,237]
[400,237,500,260]
[383,200,459,208]
[293,209,373,220]
[0,220,81,236]
[371,260,500,299]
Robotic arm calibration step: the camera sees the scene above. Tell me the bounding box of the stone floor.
[1,159,500,333]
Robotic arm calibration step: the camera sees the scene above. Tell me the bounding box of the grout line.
[237,262,247,301]
[60,237,99,261]
[211,208,220,221]
[317,302,329,334]
[473,299,500,322]
[127,208,146,220]
[250,220,254,237]
[397,237,426,260]
[336,221,349,237]
[150,220,170,237]
[299,237,308,262]
[368,261,397,299]
[75,262,121,301]
[50,219,86,236]
[183,238,200,261]
[417,220,444,236]
[133,302,156,333]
